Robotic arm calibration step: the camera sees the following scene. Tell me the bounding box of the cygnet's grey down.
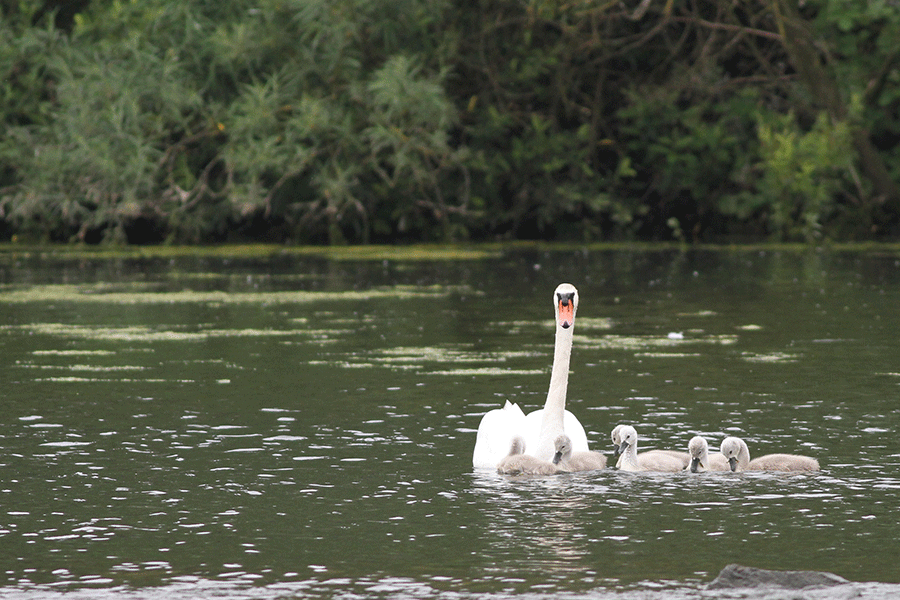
[615,425,685,472]
[611,424,690,468]
[553,434,607,471]
[496,436,563,476]
[656,448,691,469]
[687,436,730,472]
[719,436,820,472]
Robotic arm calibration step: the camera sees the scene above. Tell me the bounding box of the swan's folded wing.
[472,404,527,469]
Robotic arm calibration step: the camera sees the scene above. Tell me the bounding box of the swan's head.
[553,283,578,329]
[719,437,743,472]
[618,425,638,456]
[611,424,624,457]
[688,436,708,472]
[552,434,573,464]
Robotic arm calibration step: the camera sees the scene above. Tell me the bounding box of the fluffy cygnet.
[687,436,731,472]
[616,425,685,472]
[611,424,689,468]
[719,436,820,472]
[553,434,607,471]
[496,436,563,476]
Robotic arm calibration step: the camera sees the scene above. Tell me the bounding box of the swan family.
[474,283,821,476]
[496,433,607,475]
[472,283,588,469]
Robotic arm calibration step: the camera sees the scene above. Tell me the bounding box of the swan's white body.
[615,425,684,472]
[472,401,527,469]
[719,436,820,472]
[472,283,589,469]
[687,436,730,472]
[553,434,607,472]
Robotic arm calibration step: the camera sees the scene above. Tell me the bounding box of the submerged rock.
[708,564,849,590]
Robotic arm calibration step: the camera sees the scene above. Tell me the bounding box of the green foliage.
[719,107,865,242]
[3,32,207,242]
[814,0,900,107]
[1,0,899,244]
[2,0,464,243]
[222,53,463,243]
[454,0,626,241]
[616,84,761,238]
[0,6,61,129]
[363,55,468,240]
[811,0,900,193]
[754,111,855,241]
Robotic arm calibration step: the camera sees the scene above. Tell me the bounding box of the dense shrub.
[1,0,898,244]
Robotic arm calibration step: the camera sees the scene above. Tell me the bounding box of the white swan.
[553,434,607,472]
[472,283,589,468]
[611,424,690,470]
[687,436,730,472]
[496,436,562,476]
[719,436,820,472]
[472,400,527,469]
[615,425,685,472]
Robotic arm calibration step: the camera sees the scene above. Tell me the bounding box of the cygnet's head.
[552,434,573,465]
[617,425,638,456]
[719,437,743,472]
[611,424,625,458]
[553,283,578,329]
[688,436,708,472]
[611,424,624,445]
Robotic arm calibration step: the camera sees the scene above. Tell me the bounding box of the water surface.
[1,246,898,599]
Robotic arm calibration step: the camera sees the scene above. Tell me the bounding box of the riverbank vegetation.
[2,0,899,245]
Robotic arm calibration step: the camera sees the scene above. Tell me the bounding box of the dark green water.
[1,246,899,599]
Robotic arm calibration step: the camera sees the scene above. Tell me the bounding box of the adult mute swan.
[719,436,820,472]
[553,434,607,472]
[687,436,730,472]
[615,425,685,472]
[472,283,589,468]
[496,436,562,476]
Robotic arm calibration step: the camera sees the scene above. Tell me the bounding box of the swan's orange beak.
[557,295,575,329]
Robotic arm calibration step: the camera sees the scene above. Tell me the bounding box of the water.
[1,246,899,599]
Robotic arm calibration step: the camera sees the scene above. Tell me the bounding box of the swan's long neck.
[617,437,639,470]
[738,439,751,469]
[539,324,573,438]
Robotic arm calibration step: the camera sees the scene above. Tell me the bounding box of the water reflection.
[464,464,885,593]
